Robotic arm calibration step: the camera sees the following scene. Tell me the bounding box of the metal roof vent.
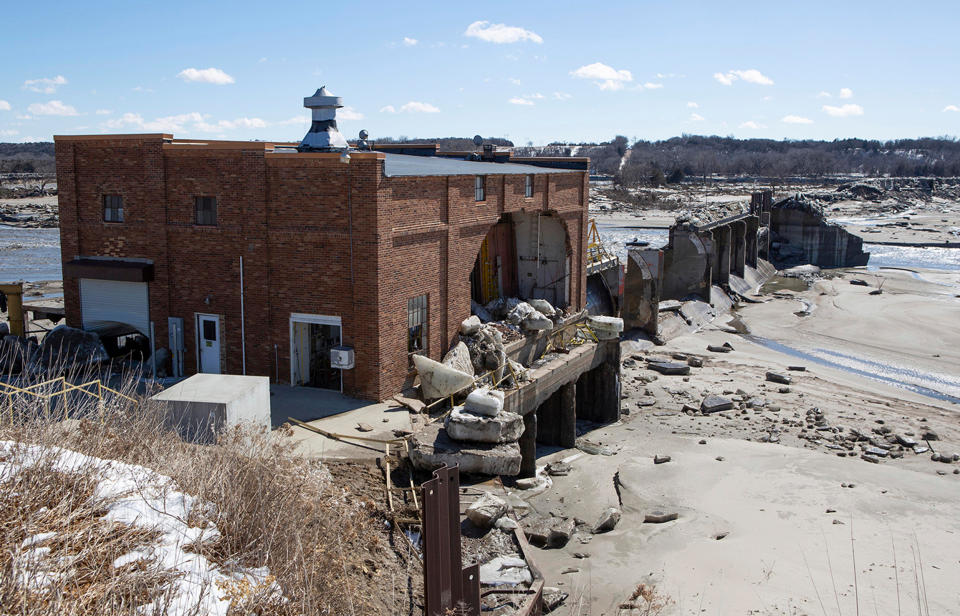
[297,86,349,152]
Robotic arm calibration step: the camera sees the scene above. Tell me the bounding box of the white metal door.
[79,279,149,335]
[196,314,221,374]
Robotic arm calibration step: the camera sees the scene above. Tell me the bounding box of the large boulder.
[464,387,504,417]
[466,492,508,528]
[413,354,474,401]
[461,315,482,336]
[409,422,521,476]
[40,325,109,366]
[528,298,557,317]
[442,341,475,377]
[445,407,523,443]
[506,302,553,332]
[592,507,621,534]
[0,335,39,374]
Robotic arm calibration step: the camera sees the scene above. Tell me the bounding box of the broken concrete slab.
[409,422,521,476]
[466,492,508,528]
[392,394,426,413]
[591,507,621,534]
[588,315,624,340]
[524,516,576,548]
[478,555,532,586]
[442,341,475,377]
[644,511,679,524]
[412,354,474,400]
[707,342,734,353]
[765,371,792,385]
[445,407,524,444]
[647,361,691,376]
[701,395,735,414]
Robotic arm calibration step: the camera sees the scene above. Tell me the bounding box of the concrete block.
[151,374,270,443]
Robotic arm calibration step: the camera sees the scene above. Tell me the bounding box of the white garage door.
[80,279,150,335]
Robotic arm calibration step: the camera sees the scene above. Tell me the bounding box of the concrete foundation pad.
[410,422,522,476]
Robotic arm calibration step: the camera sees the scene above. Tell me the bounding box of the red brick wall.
[54,137,588,401]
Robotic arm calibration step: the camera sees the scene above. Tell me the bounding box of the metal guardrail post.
[421,465,480,616]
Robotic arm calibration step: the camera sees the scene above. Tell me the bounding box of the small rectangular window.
[195,196,217,226]
[103,195,123,222]
[407,294,428,365]
[525,174,534,198]
[475,175,486,202]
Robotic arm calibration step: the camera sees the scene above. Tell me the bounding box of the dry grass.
[0,365,400,615]
[616,583,672,615]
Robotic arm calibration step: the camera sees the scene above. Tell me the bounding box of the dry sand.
[511,268,960,614]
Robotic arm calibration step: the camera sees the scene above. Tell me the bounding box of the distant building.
[54,89,589,400]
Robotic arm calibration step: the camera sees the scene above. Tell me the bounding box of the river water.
[0,225,61,282]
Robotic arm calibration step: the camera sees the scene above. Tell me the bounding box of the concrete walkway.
[270,385,411,461]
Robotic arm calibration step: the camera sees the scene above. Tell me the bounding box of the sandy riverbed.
[509,267,960,614]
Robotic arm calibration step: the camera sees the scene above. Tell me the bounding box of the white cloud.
[23,75,67,94]
[943,105,960,112]
[105,111,205,132]
[553,92,572,100]
[338,106,364,121]
[713,72,735,86]
[509,77,522,86]
[27,100,79,116]
[526,93,544,99]
[823,103,864,117]
[689,113,705,122]
[817,91,832,98]
[194,117,268,132]
[509,97,535,106]
[839,88,853,99]
[686,101,699,108]
[95,109,112,115]
[464,21,542,44]
[782,115,814,124]
[403,37,418,46]
[177,67,235,85]
[132,85,155,93]
[0,129,19,137]
[16,114,31,120]
[739,120,766,129]
[570,62,633,91]
[714,69,774,86]
[0,100,10,111]
[381,101,440,113]
[643,82,663,89]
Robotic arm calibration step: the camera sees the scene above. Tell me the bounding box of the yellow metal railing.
[586,219,613,267]
[1,377,138,423]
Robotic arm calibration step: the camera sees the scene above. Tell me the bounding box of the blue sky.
[2,0,960,145]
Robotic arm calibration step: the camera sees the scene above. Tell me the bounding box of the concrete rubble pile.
[674,200,748,228]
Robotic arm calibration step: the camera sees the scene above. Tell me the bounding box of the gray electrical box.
[330,345,355,369]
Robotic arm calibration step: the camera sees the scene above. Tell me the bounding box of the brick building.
[54,95,589,401]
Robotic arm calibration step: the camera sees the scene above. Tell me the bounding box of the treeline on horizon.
[5,135,960,180]
[515,135,960,184]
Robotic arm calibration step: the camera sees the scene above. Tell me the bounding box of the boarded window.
[475,175,486,202]
[407,294,428,365]
[195,196,217,226]
[525,174,534,198]
[103,195,124,222]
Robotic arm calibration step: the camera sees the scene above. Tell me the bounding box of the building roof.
[382,153,581,177]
